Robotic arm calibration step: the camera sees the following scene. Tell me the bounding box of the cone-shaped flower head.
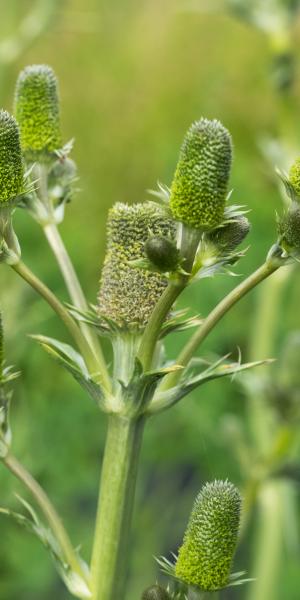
[289,158,300,198]
[175,480,241,591]
[0,110,24,204]
[141,585,171,600]
[206,215,250,253]
[145,235,180,272]
[14,64,62,161]
[98,202,176,330]
[278,202,300,253]
[170,119,232,230]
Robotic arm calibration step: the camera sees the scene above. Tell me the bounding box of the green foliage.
[14,64,62,162]
[98,202,175,330]
[0,110,24,204]
[175,480,241,591]
[169,119,232,230]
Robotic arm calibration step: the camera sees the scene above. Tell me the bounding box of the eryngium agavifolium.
[206,215,250,253]
[278,202,300,252]
[289,158,300,198]
[170,119,232,230]
[175,480,241,591]
[98,202,176,330]
[0,110,24,204]
[141,585,171,600]
[14,64,62,160]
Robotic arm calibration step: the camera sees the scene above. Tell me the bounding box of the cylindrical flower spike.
[289,157,300,198]
[175,480,241,591]
[205,215,250,253]
[0,110,24,204]
[278,202,300,253]
[14,64,62,161]
[170,119,232,230]
[98,202,176,330]
[141,585,171,599]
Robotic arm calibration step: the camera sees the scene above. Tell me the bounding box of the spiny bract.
[0,110,24,204]
[14,64,62,160]
[141,585,171,600]
[169,119,232,230]
[98,202,176,330]
[289,158,300,198]
[278,202,300,252]
[175,480,241,591]
[206,215,250,253]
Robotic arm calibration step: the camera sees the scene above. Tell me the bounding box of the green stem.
[3,453,89,589]
[11,260,105,386]
[246,480,284,600]
[90,415,145,600]
[159,261,280,393]
[43,221,110,389]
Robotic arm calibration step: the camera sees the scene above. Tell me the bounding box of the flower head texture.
[175,480,241,591]
[278,202,300,252]
[0,110,24,204]
[206,215,250,253]
[289,158,300,198]
[141,585,171,600]
[170,119,232,230]
[14,64,62,160]
[98,202,176,330]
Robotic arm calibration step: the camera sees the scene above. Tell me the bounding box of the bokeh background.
[0,1,300,598]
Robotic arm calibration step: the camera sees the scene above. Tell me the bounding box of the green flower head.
[14,64,62,161]
[278,202,300,253]
[98,202,176,331]
[175,480,241,591]
[170,119,232,230]
[0,110,24,204]
[289,158,300,198]
[141,585,171,600]
[206,215,250,253]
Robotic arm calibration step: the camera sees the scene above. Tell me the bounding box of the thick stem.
[159,261,279,393]
[3,453,89,587]
[11,260,105,386]
[90,415,145,600]
[43,222,110,389]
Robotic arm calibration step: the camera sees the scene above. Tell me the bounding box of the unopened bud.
[206,215,250,253]
[175,480,241,591]
[170,119,232,230]
[289,158,300,198]
[141,585,171,600]
[145,236,179,272]
[278,202,300,252]
[14,64,62,161]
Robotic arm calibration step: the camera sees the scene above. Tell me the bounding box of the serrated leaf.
[31,335,107,410]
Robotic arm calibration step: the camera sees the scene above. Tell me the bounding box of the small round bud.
[14,64,62,161]
[289,158,300,198]
[278,202,300,252]
[175,480,241,591]
[206,215,250,253]
[145,236,179,272]
[0,110,24,204]
[98,203,176,330]
[141,585,171,600]
[170,119,232,230]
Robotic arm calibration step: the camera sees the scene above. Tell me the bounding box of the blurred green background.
[0,1,300,598]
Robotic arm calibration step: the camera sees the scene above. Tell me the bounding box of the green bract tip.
[289,158,300,198]
[206,215,250,253]
[170,119,232,230]
[14,64,62,161]
[141,585,171,600]
[98,202,176,330]
[0,110,24,204]
[278,202,300,252]
[175,480,241,591]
